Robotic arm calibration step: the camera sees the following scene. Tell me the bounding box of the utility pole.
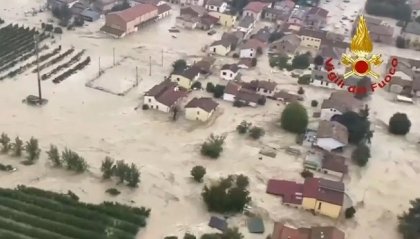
[161,49,163,67]
[98,57,101,76]
[149,56,151,76]
[35,34,42,102]
[113,48,115,66]
[135,66,138,86]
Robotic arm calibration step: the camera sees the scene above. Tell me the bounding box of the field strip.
[0,228,34,239]
[0,217,73,239]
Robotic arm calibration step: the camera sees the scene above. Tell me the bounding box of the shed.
[81,9,100,22]
[247,217,265,233]
[208,216,227,232]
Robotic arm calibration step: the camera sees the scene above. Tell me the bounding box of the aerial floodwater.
[0,0,420,239]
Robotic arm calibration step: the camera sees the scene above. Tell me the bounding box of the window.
[177,78,180,81]
[213,48,216,53]
[318,202,322,210]
[148,99,151,102]
[263,89,267,93]
[250,53,253,57]
[197,111,200,115]
[230,73,232,77]
[156,106,159,110]
[222,72,226,75]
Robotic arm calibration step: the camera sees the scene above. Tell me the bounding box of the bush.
[202,175,251,213]
[25,137,41,163]
[200,134,226,159]
[292,53,310,69]
[61,149,88,173]
[213,84,225,98]
[236,121,251,134]
[206,82,215,93]
[233,100,244,107]
[101,156,114,179]
[249,126,265,139]
[251,58,257,67]
[257,96,266,105]
[164,237,178,239]
[12,137,24,157]
[388,113,411,135]
[54,27,63,34]
[345,207,356,219]
[297,87,305,95]
[280,102,308,134]
[191,166,206,182]
[106,188,121,196]
[172,59,187,72]
[298,74,311,85]
[232,53,239,58]
[191,81,202,90]
[311,100,318,107]
[398,198,420,239]
[0,133,10,153]
[300,170,313,178]
[313,55,324,67]
[47,145,62,167]
[351,144,370,166]
[184,233,196,239]
[396,36,407,48]
[142,104,149,110]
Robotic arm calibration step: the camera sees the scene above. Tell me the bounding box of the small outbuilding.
[247,217,265,233]
[208,216,227,232]
[80,9,101,22]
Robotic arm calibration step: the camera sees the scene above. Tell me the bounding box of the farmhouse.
[402,22,420,49]
[171,66,201,89]
[209,39,232,56]
[310,69,343,90]
[184,97,218,121]
[205,0,228,13]
[267,177,345,218]
[305,6,328,29]
[315,120,348,152]
[297,28,327,50]
[144,80,188,112]
[242,1,271,20]
[135,0,166,5]
[245,80,278,97]
[320,92,364,120]
[220,64,240,81]
[221,31,243,49]
[235,89,263,107]
[271,223,345,239]
[239,39,265,58]
[100,4,158,38]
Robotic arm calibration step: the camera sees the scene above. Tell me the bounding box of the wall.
[320,108,342,121]
[315,201,341,218]
[106,14,127,31]
[240,48,256,58]
[220,70,238,81]
[309,79,340,89]
[302,197,316,210]
[316,138,344,152]
[171,75,192,89]
[300,36,321,49]
[185,107,213,121]
[322,169,343,179]
[209,45,230,56]
[209,12,236,27]
[144,96,171,112]
[223,93,235,102]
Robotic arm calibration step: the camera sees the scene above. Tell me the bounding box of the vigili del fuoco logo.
[324,15,398,94]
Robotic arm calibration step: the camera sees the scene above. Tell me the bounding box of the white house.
[223,81,242,102]
[205,0,228,12]
[249,80,278,97]
[320,92,364,121]
[236,15,255,34]
[220,64,240,81]
[239,38,265,58]
[309,70,342,90]
[144,80,188,113]
[315,120,348,152]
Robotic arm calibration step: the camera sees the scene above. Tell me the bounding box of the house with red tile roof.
[185,97,218,121]
[267,177,345,219]
[101,4,159,37]
[315,120,348,152]
[222,81,263,107]
[242,1,271,20]
[271,223,345,239]
[304,150,348,180]
[144,80,188,113]
[239,38,266,58]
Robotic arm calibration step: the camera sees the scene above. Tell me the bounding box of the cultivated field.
[1,0,420,239]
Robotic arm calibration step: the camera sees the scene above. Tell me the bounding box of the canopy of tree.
[389,112,411,135]
[292,53,310,69]
[335,111,370,144]
[280,102,308,134]
[365,0,412,22]
[351,143,371,166]
[398,198,420,239]
[202,175,250,213]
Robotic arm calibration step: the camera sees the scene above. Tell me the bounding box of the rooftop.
[243,1,270,13]
[317,120,349,145]
[109,4,157,22]
[184,97,218,112]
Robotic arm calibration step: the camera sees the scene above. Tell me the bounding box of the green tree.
[101,156,115,179]
[25,137,41,163]
[280,102,308,134]
[236,121,252,134]
[389,112,411,135]
[298,74,311,85]
[336,111,370,144]
[11,137,24,157]
[221,227,244,239]
[184,233,196,239]
[292,53,310,69]
[398,198,420,239]
[213,84,225,98]
[249,126,265,139]
[191,165,206,182]
[345,206,356,219]
[0,133,10,153]
[172,59,187,72]
[114,160,129,184]
[206,82,215,93]
[313,55,324,69]
[126,163,140,188]
[61,148,88,172]
[47,145,61,167]
[236,175,249,189]
[311,100,318,107]
[200,134,226,159]
[191,81,202,90]
[351,143,371,166]
[396,36,407,48]
[297,87,305,95]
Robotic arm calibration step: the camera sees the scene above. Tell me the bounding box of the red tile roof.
[243,1,270,13]
[110,4,158,23]
[322,152,348,174]
[145,80,188,107]
[266,180,303,205]
[303,178,344,206]
[241,38,266,50]
[272,223,304,239]
[185,97,218,112]
[224,81,242,95]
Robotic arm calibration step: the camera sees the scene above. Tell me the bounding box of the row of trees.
[101,157,141,188]
[46,146,88,172]
[0,133,40,164]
